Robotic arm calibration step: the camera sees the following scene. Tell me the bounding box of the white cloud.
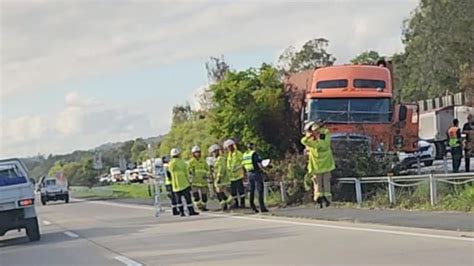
[1,1,419,99]
[0,92,154,157]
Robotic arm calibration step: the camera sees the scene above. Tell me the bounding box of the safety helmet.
[170,148,181,157]
[191,146,201,153]
[304,121,316,132]
[208,144,221,154]
[223,139,235,149]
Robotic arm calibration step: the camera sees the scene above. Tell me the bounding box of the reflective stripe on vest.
[448,126,460,147]
[242,151,255,171]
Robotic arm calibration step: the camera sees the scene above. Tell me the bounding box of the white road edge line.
[42,220,51,225]
[86,200,473,242]
[114,256,143,266]
[63,231,79,238]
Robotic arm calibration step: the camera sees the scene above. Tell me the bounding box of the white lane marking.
[42,220,52,225]
[86,200,473,242]
[63,231,79,238]
[114,256,143,266]
[205,213,474,243]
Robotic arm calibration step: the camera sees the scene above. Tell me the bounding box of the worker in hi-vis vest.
[301,121,335,208]
[163,156,179,216]
[168,148,199,217]
[242,143,268,213]
[209,144,233,211]
[447,119,463,173]
[188,146,210,211]
[224,139,245,209]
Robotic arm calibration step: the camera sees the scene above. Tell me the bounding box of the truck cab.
[302,64,419,156]
[0,158,40,241]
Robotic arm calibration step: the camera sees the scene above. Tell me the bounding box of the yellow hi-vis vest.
[242,151,255,172]
[188,157,209,187]
[227,150,243,181]
[168,158,191,192]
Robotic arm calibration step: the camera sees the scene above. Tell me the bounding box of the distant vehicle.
[398,140,436,168]
[0,158,40,241]
[137,166,149,181]
[39,174,69,205]
[110,167,122,182]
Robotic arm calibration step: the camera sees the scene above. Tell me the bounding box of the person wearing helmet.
[242,143,268,213]
[301,121,335,208]
[224,139,245,209]
[188,145,210,211]
[209,144,232,211]
[168,148,199,216]
[163,156,179,216]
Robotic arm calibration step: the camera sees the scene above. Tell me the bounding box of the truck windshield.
[309,98,391,123]
[0,166,27,187]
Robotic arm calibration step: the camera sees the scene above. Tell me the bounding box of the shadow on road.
[0,231,75,248]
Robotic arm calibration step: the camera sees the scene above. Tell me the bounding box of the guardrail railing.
[337,172,474,206]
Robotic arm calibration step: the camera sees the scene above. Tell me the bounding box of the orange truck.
[285,62,419,159]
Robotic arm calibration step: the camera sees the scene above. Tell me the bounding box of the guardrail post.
[355,179,362,206]
[280,181,287,204]
[443,155,448,174]
[416,153,422,175]
[429,173,437,206]
[387,176,396,206]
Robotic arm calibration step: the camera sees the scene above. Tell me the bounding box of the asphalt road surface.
[1,199,473,266]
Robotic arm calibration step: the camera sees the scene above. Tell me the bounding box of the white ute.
[0,158,40,241]
[39,175,69,205]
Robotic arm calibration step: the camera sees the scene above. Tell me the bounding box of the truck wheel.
[65,195,70,203]
[26,218,40,242]
[424,160,434,166]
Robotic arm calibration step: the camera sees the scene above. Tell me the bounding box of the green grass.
[71,183,155,199]
[358,184,474,212]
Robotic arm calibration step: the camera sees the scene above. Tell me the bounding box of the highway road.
[1,199,473,266]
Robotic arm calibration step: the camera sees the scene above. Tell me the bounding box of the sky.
[0,0,419,158]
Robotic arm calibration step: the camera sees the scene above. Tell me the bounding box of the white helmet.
[191,146,201,153]
[170,148,181,157]
[223,139,235,149]
[208,144,221,154]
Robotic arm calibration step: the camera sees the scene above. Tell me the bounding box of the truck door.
[392,104,419,153]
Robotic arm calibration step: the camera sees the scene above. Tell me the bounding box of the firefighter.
[462,114,473,172]
[188,146,210,211]
[224,139,245,209]
[209,144,233,211]
[163,156,179,216]
[301,121,336,208]
[447,119,463,173]
[168,148,199,217]
[242,143,268,213]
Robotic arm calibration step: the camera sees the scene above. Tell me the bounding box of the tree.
[172,103,192,124]
[205,55,230,83]
[208,64,293,158]
[351,50,381,65]
[400,0,474,100]
[278,38,336,73]
[130,138,147,163]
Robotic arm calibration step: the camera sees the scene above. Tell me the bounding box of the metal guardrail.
[337,172,474,206]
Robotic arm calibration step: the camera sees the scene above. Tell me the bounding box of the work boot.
[260,208,269,213]
[322,196,331,207]
[188,207,200,216]
[222,204,229,212]
[250,204,259,213]
[201,205,209,212]
[172,207,180,216]
[316,197,324,208]
[240,198,246,209]
[179,206,186,217]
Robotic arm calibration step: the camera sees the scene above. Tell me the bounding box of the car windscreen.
[45,179,56,186]
[0,167,27,187]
